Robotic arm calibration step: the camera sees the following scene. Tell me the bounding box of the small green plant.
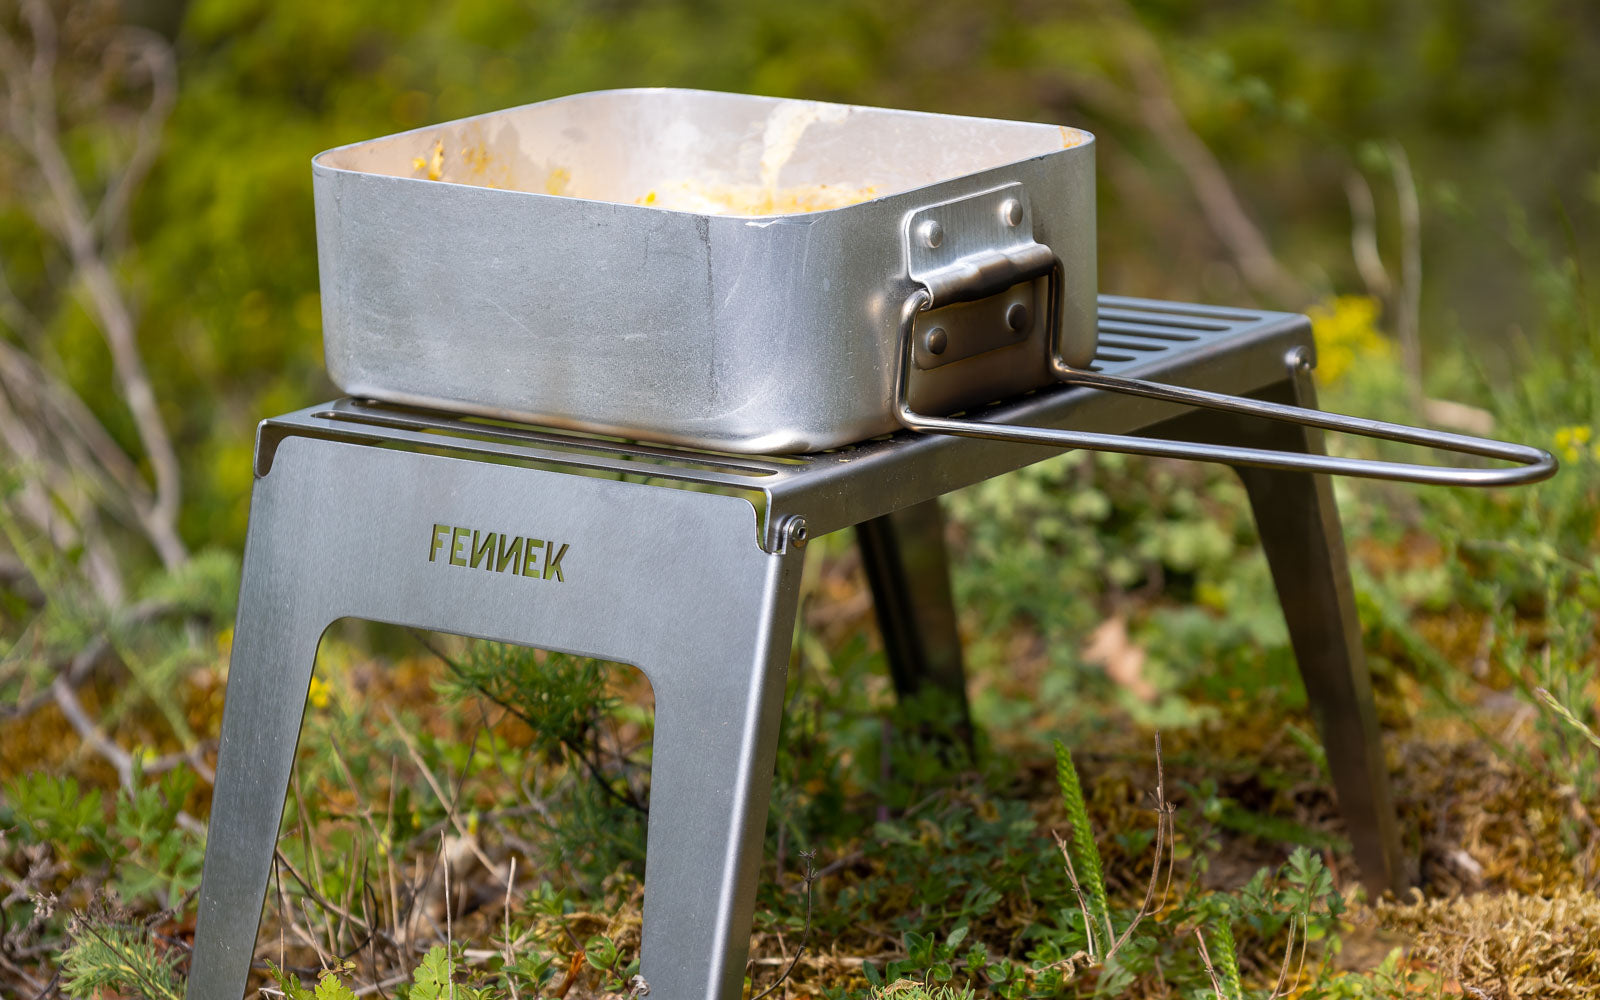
[406,944,496,1000]
[269,961,359,1000]
[272,945,501,1000]
[1053,740,1113,957]
[866,981,977,1000]
[865,925,979,989]
[432,639,652,890]
[1192,847,1342,1000]
[2,765,204,912]
[59,907,184,1000]
[1051,737,1174,995]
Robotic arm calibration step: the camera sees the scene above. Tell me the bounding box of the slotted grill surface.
[1088,295,1267,372]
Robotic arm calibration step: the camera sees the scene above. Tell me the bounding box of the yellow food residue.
[412,139,445,181]
[634,101,874,215]
[633,179,877,216]
[459,142,493,177]
[411,138,516,188]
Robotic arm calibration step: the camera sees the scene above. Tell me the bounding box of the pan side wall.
[314,143,1095,454]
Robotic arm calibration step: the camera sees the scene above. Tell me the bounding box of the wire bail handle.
[892,258,1558,487]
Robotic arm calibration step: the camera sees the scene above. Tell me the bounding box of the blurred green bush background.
[3,1,1598,996]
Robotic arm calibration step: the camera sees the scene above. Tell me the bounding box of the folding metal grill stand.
[187,297,1404,1000]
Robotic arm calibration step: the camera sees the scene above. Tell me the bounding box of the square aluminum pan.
[312,88,1095,453]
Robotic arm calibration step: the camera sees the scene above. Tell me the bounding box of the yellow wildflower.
[307,675,333,710]
[1552,425,1599,463]
[1305,295,1391,385]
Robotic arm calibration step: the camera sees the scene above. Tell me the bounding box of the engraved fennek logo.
[428,523,569,582]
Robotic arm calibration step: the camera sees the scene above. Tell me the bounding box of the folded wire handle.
[892,264,1558,487]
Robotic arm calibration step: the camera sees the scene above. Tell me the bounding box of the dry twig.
[0,0,186,569]
[1345,170,1394,302]
[1387,140,1425,410]
[1100,1,1307,306]
[749,850,819,1000]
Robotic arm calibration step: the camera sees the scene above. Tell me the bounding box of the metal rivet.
[1000,198,1023,227]
[1006,303,1030,332]
[781,515,809,549]
[1287,346,1314,374]
[923,327,948,355]
[917,219,943,249]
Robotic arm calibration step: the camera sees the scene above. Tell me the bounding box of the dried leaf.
[1082,617,1156,702]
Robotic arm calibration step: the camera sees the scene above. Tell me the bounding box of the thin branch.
[1111,734,1173,954]
[381,705,508,884]
[749,850,818,1000]
[271,848,377,939]
[6,0,186,569]
[350,972,412,998]
[441,835,454,984]
[1193,928,1227,999]
[1053,829,1102,960]
[1344,170,1394,302]
[1100,0,1307,306]
[1387,140,1425,410]
[502,856,519,1000]
[93,29,176,254]
[47,671,204,805]
[1268,914,1297,999]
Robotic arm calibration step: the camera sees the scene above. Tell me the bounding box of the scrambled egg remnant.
[634,180,877,215]
[634,101,876,214]
[411,139,445,181]
[411,137,512,187]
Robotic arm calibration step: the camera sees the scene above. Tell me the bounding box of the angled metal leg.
[1150,369,1407,896]
[187,554,326,997]
[188,433,803,1000]
[855,499,972,741]
[631,558,802,1000]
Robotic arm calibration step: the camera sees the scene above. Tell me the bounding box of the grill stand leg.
[848,375,1404,894]
[187,435,804,1000]
[855,500,973,745]
[1150,373,1408,897]
[187,568,324,1000]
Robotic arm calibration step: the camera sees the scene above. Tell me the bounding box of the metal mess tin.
[313,88,1096,454]
[314,87,1555,485]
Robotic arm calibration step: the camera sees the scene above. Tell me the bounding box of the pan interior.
[316,89,1087,217]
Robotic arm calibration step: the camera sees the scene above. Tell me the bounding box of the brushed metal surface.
[902,184,1056,415]
[187,436,804,1000]
[313,88,1095,453]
